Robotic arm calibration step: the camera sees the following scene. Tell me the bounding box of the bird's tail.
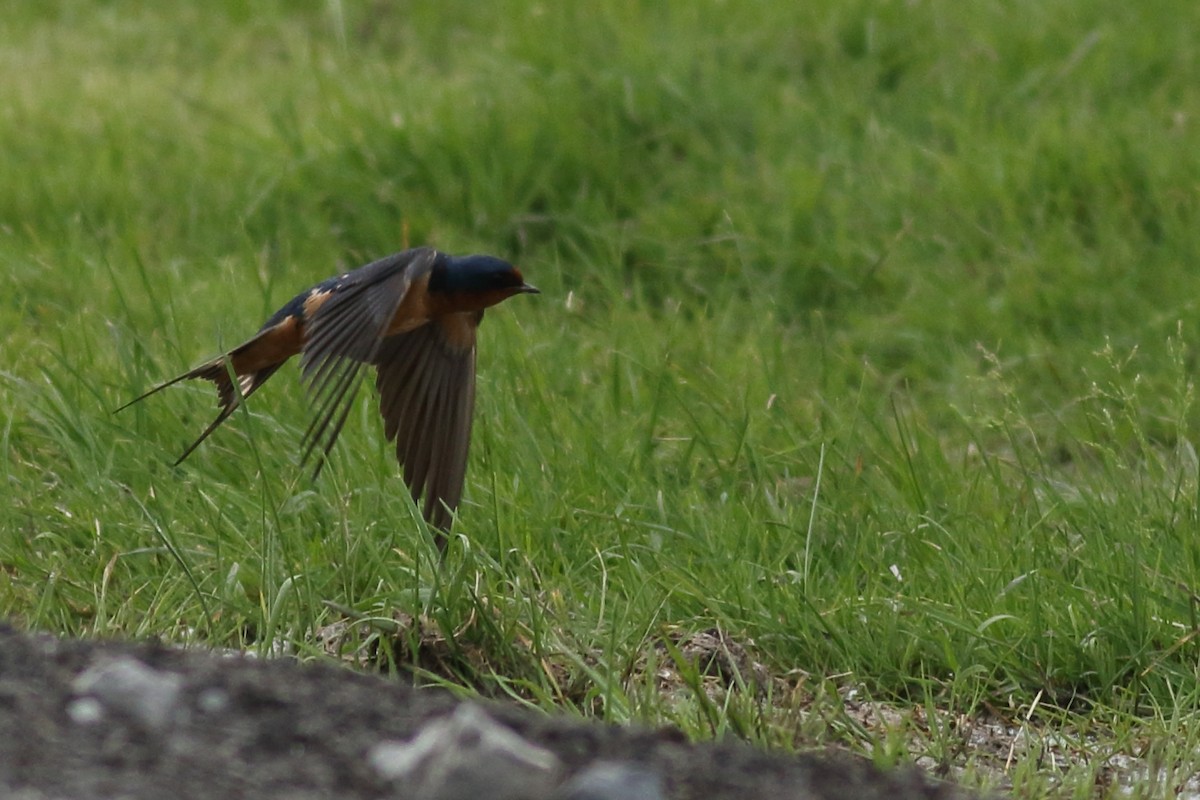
[116,342,283,464]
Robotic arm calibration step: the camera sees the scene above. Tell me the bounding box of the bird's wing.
[299,248,438,475]
[372,312,479,536]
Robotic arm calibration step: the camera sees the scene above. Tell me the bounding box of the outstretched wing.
[373,312,479,540]
[299,247,439,475]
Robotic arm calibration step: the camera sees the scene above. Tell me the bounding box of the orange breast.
[435,312,480,352]
[384,273,435,336]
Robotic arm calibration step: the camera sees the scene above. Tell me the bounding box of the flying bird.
[118,247,538,549]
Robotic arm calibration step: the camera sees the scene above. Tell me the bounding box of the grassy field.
[4,1,1200,796]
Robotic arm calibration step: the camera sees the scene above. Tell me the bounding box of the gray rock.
[554,761,667,800]
[0,624,990,800]
[369,703,563,800]
[64,696,104,725]
[71,656,183,731]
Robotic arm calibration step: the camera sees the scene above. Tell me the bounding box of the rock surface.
[0,623,987,799]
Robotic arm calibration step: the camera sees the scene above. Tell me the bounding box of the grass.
[3,0,1200,795]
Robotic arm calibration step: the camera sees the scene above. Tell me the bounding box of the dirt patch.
[0,623,986,799]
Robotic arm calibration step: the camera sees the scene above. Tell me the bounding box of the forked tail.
[116,353,282,464]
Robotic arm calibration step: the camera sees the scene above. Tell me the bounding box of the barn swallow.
[118,247,538,550]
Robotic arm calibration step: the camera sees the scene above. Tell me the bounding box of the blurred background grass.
[3,1,1200,795]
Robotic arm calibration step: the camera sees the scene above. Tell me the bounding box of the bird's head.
[431,254,539,312]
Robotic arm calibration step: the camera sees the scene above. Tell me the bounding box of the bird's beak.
[519,283,540,294]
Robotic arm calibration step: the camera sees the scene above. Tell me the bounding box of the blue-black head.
[431,254,539,297]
